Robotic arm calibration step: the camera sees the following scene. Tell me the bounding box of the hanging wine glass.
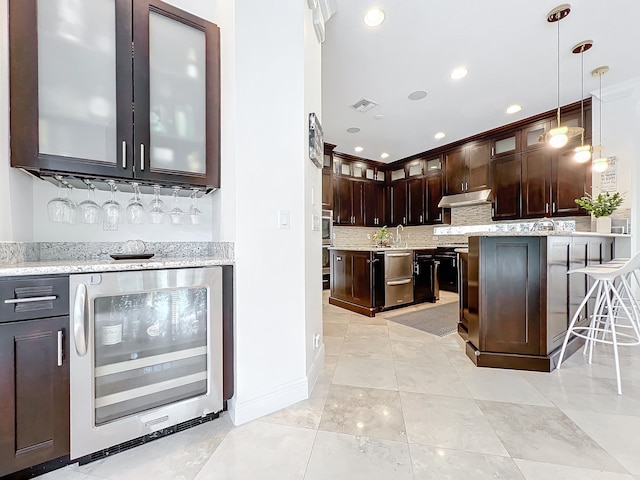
[126,183,146,224]
[188,188,202,225]
[102,181,122,231]
[148,185,166,224]
[78,184,101,224]
[169,187,183,225]
[47,177,73,223]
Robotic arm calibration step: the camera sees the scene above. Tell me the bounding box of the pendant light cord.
[556,18,561,128]
[580,47,585,145]
[599,71,603,147]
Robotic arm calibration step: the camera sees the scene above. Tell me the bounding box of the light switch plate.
[278,209,290,229]
[312,214,320,231]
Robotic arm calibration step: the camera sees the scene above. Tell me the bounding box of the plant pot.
[596,216,612,234]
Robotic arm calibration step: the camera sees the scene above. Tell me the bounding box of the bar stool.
[557,253,640,394]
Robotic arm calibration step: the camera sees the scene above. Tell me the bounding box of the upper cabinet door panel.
[466,141,490,191]
[10,0,133,177]
[133,0,220,187]
[37,0,118,164]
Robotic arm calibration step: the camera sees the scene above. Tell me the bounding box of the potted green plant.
[574,191,624,233]
[372,225,392,247]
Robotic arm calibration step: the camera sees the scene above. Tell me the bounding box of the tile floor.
[41,291,640,480]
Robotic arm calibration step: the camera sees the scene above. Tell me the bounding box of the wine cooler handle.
[73,283,88,356]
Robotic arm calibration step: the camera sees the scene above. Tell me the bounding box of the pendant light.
[572,40,593,163]
[592,66,610,173]
[546,4,584,148]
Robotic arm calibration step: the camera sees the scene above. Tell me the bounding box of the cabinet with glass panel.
[9,0,220,189]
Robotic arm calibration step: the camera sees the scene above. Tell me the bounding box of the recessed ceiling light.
[346,127,360,133]
[380,152,389,159]
[408,90,428,101]
[506,104,522,114]
[354,146,364,153]
[374,114,384,120]
[363,7,385,27]
[450,67,468,80]
[434,132,446,140]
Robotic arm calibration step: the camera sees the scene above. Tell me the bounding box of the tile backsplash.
[333,203,594,247]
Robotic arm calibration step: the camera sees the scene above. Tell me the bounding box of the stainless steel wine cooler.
[69,267,223,459]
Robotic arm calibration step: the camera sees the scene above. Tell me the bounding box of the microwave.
[322,210,333,245]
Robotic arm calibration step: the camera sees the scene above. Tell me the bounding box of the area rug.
[387,301,459,337]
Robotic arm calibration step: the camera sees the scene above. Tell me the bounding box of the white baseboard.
[306,343,325,396]
[228,376,309,426]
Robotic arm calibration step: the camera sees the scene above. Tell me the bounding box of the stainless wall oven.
[69,267,223,460]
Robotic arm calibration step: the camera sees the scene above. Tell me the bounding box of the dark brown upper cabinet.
[444,140,490,195]
[491,154,521,220]
[490,131,521,158]
[522,143,590,218]
[9,0,220,189]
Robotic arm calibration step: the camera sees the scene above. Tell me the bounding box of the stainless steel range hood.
[437,189,491,208]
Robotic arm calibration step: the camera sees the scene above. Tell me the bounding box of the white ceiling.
[321,0,640,163]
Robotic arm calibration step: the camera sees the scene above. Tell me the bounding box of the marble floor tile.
[477,401,626,473]
[400,391,509,456]
[514,459,636,480]
[73,413,234,480]
[262,381,330,430]
[304,431,413,480]
[324,335,344,356]
[562,408,640,475]
[394,359,472,398]
[387,321,441,343]
[456,368,554,406]
[390,337,450,365]
[38,468,106,480]
[346,323,389,338]
[410,444,525,480]
[194,421,316,480]
[521,369,640,416]
[347,314,389,326]
[318,384,406,442]
[332,355,398,390]
[323,321,349,337]
[341,334,392,358]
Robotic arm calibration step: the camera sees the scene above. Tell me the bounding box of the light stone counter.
[0,241,234,277]
[328,245,438,251]
[0,256,233,277]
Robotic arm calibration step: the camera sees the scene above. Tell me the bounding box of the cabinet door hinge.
[131,41,135,59]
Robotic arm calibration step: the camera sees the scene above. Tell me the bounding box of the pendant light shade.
[546,5,584,148]
[572,40,593,163]
[592,65,609,172]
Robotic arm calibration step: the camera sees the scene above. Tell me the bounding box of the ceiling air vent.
[350,98,378,113]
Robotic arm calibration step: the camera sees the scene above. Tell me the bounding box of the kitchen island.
[329,246,440,316]
[459,232,631,371]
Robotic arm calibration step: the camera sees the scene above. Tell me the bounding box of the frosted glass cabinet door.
[134,1,220,187]
[37,0,118,163]
[148,12,205,173]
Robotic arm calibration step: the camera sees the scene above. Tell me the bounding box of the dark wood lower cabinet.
[463,234,615,371]
[0,316,70,477]
[329,250,384,316]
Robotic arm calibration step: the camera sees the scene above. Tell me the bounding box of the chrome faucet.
[396,224,404,246]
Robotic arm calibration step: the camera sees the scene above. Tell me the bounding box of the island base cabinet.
[0,316,70,477]
[329,250,384,316]
[463,234,616,372]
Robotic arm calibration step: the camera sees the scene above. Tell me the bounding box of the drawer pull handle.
[4,295,57,304]
[57,330,63,367]
[387,279,412,286]
[387,252,411,257]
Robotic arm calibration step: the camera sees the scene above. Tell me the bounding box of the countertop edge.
[0,257,234,277]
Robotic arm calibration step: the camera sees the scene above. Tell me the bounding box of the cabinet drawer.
[385,278,414,307]
[0,276,69,322]
[384,251,413,278]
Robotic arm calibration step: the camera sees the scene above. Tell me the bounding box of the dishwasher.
[384,250,414,308]
[413,251,440,303]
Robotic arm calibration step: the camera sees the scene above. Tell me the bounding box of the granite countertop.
[329,246,437,252]
[473,232,631,238]
[0,256,233,277]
